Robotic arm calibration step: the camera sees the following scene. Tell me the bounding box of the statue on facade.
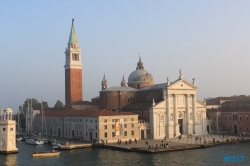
[192,78,195,85]
[179,69,183,79]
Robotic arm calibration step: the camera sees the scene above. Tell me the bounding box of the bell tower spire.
[64,19,83,105]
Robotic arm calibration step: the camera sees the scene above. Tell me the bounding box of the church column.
[182,111,185,134]
[186,94,190,134]
[166,94,171,137]
[174,94,179,135]
[192,94,196,134]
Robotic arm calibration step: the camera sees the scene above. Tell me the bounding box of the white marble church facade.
[150,71,207,139]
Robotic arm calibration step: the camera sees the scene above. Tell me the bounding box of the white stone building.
[149,71,207,139]
[0,108,18,153]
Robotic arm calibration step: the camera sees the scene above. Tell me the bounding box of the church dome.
[128,58,154,86]
[5,107,13,113]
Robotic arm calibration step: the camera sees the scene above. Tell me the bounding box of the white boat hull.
[26,139,44,145]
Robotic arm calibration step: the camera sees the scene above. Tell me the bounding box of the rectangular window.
[86,132,88,136]
[2,128,5,131]
[104,132,107,138]
[112,119,115,122]
[124,118,127,122]
[124,131,127,136]
[124,124,127,128]
[131,124,134,128]
[146,129,150,134]
[95,125,97,130]
[224,116,226,121]
[131,118,134,121]
[104,119,107,123]
[10,128,13,131]
[131,130,134,135]
[96,133,98,138]
[112,125,115,129]
[86,119,87,122]
[90,119,92,123]
[112,132,115,137]
[72,53,79,61]
[104,125,107,129]
[95,119,97,123]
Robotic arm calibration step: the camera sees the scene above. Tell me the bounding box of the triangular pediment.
[196,100,206,108]
[168,79,198,90]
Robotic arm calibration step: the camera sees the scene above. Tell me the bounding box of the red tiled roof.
[37,109,137,117]
[69,100,99,105]
[207,108,250,113]
[221,100,250,105]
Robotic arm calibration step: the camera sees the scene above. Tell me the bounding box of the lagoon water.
[0,141,249,166]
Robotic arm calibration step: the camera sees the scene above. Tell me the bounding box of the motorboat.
[26,138,44,145]
[38,137,49,144]
[16,137,23,141]
[51,140,61,146]
[32,151,60,157]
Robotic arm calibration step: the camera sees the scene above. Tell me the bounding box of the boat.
[32,151,61,157]
[51,140,61,146]
[38,137,49,144]
[16,137,23,141]
[26,138,44,145]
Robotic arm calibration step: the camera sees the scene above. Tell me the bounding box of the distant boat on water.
[26,139,44,145]
[16,137,23,141]
[32,151,60,157]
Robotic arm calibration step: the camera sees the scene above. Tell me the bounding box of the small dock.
[58,143,92,150]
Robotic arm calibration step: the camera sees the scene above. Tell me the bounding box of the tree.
[22,98,49,113]
[54,100,64,108]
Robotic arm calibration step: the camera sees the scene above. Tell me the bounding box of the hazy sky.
[1,1,250,112]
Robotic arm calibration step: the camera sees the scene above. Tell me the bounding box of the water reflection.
[5,153,17,166]
[0,142,249,165]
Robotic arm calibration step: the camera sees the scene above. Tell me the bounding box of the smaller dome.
[5,107,13,113]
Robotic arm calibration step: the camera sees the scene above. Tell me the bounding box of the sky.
[1,1,250,112]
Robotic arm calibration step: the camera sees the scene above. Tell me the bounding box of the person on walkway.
[135,138,137,144]
[166,143,168,148]
[174,134,176,138]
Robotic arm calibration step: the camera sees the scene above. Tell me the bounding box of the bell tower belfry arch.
[64,19,83,105]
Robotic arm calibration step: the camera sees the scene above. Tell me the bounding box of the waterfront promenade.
[50,134,250,153]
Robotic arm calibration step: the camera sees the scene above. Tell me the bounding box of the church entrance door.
[178,119,183,134]
[234,125,238,134]
[141,130,145,139]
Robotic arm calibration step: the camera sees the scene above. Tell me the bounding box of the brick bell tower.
[64,19,83,105]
